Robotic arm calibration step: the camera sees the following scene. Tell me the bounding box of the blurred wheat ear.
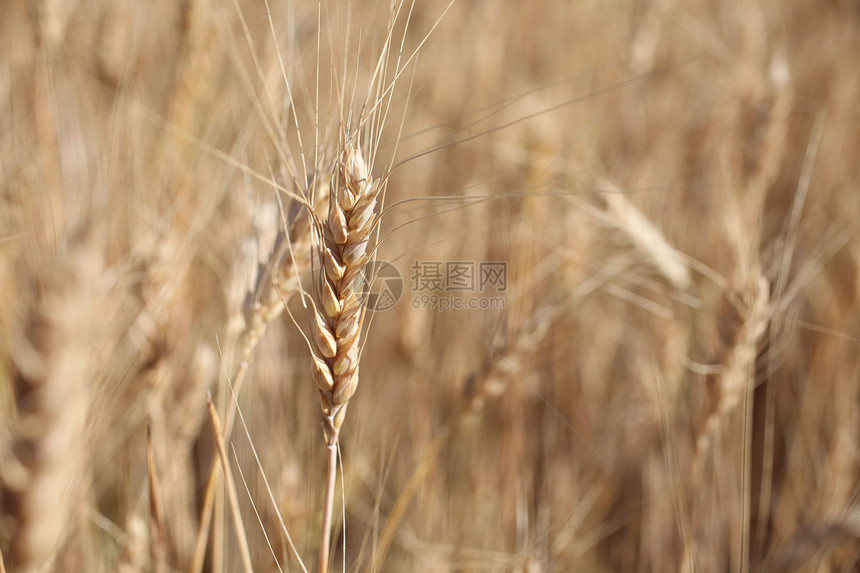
[0,225,103,573]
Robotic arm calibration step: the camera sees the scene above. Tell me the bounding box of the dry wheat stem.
[218,340,309,572]
[230,442,287,573]
[319,441,340,573]
[227,389,308,573]
[146,424,168,573]
[206,395,254,573]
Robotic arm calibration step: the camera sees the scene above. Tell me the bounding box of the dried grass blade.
[206,396,254,573]
[146,424,168,573]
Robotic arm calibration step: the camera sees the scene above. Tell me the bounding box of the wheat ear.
[694,276,770,477]
[463,308,557,416]
[309,144,380,573]
[0,228,102,572]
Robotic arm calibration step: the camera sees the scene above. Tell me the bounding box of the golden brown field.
[1,1,859,572]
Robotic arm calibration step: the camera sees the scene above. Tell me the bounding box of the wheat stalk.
[206,395,253,573]
[146,424,168,573]
[305,143,380,573]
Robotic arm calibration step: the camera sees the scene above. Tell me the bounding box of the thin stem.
[191,344,253,573]
[318,428,340,573]
[207,396,254,573]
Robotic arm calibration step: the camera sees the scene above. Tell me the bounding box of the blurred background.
[1,1,858,571]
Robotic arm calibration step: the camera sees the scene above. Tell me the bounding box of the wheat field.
[1,1,859,572]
